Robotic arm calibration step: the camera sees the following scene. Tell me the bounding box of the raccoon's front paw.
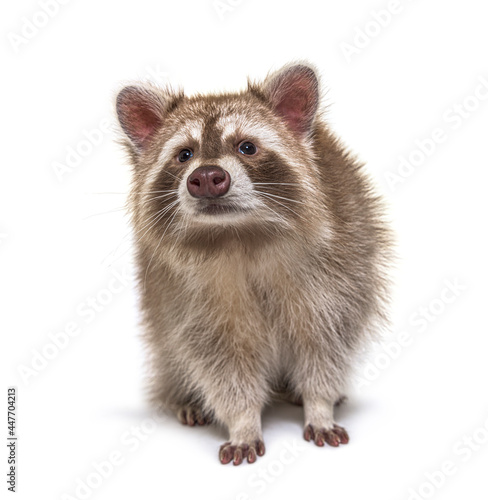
[304,424,349,447]
[219,440,266,465]
[177,406,212,426]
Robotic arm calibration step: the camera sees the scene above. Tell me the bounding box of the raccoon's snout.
[187,166,231,198]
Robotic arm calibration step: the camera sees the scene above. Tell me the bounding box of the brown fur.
[115,63,392,465]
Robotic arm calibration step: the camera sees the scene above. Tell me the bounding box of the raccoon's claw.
[177,406,212,426]
[219,440,266,465]
[304,424,349,447]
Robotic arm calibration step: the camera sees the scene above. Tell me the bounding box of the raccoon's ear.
[260,64,319,136]
[116,86,167,150]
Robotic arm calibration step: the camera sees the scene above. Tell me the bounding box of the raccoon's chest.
[170,243,317,339]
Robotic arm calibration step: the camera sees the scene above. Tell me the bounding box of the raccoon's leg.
[276,393,346,407]
[292,356,350,447]
[193,353,268,465]
[155,386,214,426]
[218,406,266,466]
[302,398,350,447]
[176,405,213,426]
[149,360,214,426]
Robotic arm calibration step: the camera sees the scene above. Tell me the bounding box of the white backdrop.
[2,1,488,499]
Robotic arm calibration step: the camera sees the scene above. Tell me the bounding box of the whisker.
[160,170,183,182]
[133,189,181,194]
[82,206,129,220]
[259,204,286,223]
[101,198,179,266]
[86,192,130,195]
[252,183,302,186]
[142,191,179,203]
[144,206,181,290]
[253,190,305,205]
[168,209,189,255]
[86,190,178,195]
[120,200,180,265]
[135,200,180,241]
[129,200,177,240]
[255,192,304,219]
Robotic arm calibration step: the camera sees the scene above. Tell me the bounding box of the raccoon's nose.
[187,166,231,198]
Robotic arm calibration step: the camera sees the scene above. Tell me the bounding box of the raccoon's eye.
[177,149,193,163]
[238,141,257,155]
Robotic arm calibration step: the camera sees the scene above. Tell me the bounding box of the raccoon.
[115,63,391,465]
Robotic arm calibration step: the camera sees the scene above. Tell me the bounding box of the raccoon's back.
[311,123,392,331]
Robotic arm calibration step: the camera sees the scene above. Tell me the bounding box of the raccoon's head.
[116,64,327,249]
